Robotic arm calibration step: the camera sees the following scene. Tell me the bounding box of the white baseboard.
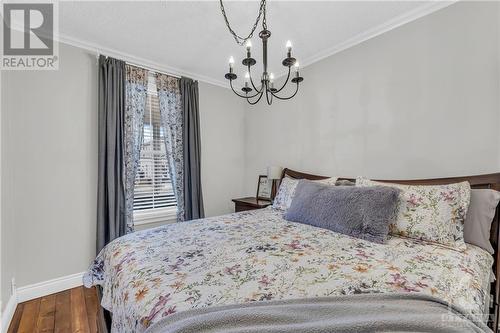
[17,271,86,303]
[1,291,18,333]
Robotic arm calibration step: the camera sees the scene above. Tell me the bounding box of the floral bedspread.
[84,208,493,333]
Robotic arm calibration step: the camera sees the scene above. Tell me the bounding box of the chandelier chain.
[219,0,267,46]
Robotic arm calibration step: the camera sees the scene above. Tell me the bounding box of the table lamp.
[267,166,283,201]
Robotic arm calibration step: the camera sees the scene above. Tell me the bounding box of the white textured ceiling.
[59,1,449,86]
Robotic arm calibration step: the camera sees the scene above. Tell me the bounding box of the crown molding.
[56,33,229,89]
[8,1,455,88]
[5,16,229,88]
[299,1,457,70]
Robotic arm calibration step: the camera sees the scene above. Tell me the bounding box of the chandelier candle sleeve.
[220,0,303,105]
[286,40,292,58]
[291,61,303,84]
[245,72,250,87]
[242,72,252,93]
[246,40,252,58]
[225,56,237,81]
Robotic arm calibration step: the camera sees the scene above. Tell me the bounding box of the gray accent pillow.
[284,180,400,244]
[464,189,500,254]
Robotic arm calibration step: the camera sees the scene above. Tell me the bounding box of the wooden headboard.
[282,168,500,331]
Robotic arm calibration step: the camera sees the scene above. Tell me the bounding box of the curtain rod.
[97,52,181,79]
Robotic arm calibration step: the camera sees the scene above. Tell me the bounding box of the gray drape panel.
[97,56,127,253]
[180,77,205,220]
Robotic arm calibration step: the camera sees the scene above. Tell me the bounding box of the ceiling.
[59,1,452,87]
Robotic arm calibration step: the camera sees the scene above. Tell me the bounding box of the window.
[133,74,177,224]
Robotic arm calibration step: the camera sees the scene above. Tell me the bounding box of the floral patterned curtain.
[156,73,184,221]
[124,65,148,232]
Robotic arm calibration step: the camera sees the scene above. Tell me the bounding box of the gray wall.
[199,82,246,217]
[243,1,500,194]
[0,43,246,309]
[1,44,98,309]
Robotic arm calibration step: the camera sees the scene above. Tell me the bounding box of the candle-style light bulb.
[244,72,250,88]
[245,40,252,58]
[286,40,292,58]
[294,61,300,78]
[269,73,275,89]
[228,56,235,73]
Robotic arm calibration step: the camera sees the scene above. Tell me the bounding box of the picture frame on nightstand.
[256,175,271,200]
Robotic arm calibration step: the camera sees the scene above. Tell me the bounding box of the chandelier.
[220,0,303,105]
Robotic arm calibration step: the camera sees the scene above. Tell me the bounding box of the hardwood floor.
[8,286,101,333]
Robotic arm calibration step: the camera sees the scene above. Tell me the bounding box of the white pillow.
[464,189,500,254]
[272,176,337,211]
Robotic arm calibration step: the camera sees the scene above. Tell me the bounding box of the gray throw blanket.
[144,293,491,333]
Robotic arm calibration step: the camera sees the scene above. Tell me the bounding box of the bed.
[84,169,500,333]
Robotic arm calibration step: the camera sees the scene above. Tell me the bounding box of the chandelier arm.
[229,80,262,99]
[247,90,264,105]
[248,66,263,92]
[273,67,291,94]
[270,82,300,100]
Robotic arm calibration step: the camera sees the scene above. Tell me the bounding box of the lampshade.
[267,166,283,180]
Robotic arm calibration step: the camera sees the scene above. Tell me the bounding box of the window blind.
[133,75,177,216]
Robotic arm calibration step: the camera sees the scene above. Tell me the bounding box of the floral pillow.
[272,176,337,211]
[356,177,471,250]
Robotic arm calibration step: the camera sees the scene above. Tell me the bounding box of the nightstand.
[232,197,272,212]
